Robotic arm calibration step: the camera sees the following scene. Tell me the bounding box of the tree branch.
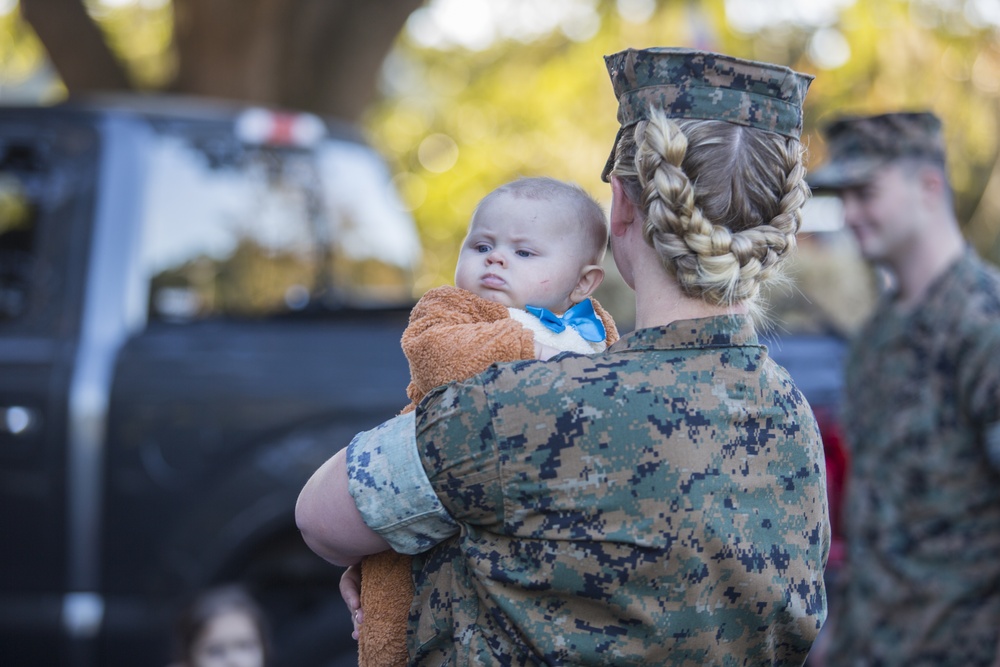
[312,0,425,121]
[171,0,424,122]
[20,0,132,93]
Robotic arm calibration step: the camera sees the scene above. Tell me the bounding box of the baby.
[358,176,619,666]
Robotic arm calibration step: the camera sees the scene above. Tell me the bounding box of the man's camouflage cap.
[601,47,813,182]
[808,111,945,191]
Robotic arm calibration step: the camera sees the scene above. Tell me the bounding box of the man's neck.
[889,221,965,309]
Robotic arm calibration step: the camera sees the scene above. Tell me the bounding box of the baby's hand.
[534,341,560,360]
[340,565,363,640]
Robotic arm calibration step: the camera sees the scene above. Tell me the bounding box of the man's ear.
[918,164,946,200]
[609,176,635,238]
[571,264,605,303]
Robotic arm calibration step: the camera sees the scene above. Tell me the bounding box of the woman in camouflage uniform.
[297,47,829,666]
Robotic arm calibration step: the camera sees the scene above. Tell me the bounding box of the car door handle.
[1,406,39,436]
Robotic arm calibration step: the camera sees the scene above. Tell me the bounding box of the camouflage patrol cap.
[808,111,945,191]
[601,47,814,182]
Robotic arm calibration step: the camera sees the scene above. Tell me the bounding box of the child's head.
[172,585,270,667]
[454,177,608,313]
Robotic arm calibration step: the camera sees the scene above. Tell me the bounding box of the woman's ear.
[609,176,635,238]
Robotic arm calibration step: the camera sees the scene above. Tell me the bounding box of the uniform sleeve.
[346,412,460,554]
[959,321,1000,425]
[403,287,535,405]
[414,378,506,527]
[959,319,1000,470]
[986,424,1000,472]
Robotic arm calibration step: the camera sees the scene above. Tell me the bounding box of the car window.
[0,144,43,322]
[0,129,95,331]
[140,127,420,322]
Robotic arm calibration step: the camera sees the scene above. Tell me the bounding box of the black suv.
[0,97,421,666]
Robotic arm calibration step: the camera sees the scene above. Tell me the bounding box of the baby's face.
[455,193,590,313]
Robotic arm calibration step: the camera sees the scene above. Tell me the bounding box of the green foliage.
[363,0,1000,290]
[365,35,617,290]
[0,5,51,96]
[2,0,999,286]
[82,0,174,88]
[0,1,172,95]
[800,1,1000,227]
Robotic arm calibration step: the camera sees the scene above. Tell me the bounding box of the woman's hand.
[340,565,363,640]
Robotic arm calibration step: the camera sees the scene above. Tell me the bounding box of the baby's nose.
[485,249,506,266]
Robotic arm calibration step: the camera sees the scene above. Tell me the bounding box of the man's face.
[837,163,926,265]
[454,193,591,313]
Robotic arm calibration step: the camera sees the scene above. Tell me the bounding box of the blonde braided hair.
[612,108,809,309]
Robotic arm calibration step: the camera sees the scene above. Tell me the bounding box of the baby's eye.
[474,244,491,253]
[515,250,532,258]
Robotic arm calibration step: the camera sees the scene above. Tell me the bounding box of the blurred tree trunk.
[20,0,424,123]
[19,0,131,92]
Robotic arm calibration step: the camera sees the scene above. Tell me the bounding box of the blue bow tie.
[525,299,606,343]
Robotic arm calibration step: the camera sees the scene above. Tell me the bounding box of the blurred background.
[1,1,998,664]
[2,0,999,332]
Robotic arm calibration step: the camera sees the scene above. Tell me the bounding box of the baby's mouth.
[481,274,506,288]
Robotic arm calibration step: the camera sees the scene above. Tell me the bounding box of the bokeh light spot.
[808,28,851,70]
[418,133,459,173]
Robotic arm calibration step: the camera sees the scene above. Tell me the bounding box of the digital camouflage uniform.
[829,250,1000,666]
[601,47,812,182]
[346,48,825,666]
[808,112,948,192]
[393,316,828,665]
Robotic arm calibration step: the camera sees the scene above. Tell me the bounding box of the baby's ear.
[572,264,605,302]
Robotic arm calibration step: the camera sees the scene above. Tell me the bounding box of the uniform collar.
[610,314,758,352]
[882,246,975,318]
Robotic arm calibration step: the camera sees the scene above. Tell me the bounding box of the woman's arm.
[297,411,460,566]
[295,447,390,567]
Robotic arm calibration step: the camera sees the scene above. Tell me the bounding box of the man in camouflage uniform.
[809,112,1000,666]
[297,48,829,666]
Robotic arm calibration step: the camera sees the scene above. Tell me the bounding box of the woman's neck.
[611,198,747,330]
[632,265,746,330]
